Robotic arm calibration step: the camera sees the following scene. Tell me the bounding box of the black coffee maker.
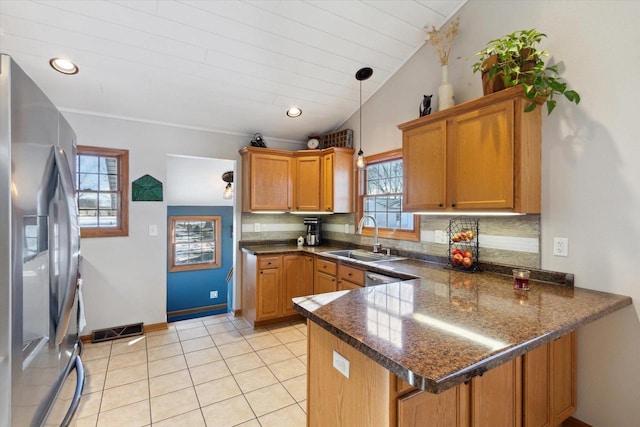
[304,217,321,246]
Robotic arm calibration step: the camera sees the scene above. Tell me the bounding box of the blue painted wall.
[166,206,233,322]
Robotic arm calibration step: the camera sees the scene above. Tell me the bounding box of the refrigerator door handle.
[60,355,85,427]
[38,146,81,345]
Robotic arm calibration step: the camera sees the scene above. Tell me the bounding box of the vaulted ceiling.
[0,0,466,142]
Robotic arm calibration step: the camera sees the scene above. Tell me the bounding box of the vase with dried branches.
[427,17,460,111]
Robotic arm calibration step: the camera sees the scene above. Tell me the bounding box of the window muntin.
[357,150,419,241]
[169,216,222,272]
[76,146,129,237]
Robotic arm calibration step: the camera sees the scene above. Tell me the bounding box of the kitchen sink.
[321,249,405,263]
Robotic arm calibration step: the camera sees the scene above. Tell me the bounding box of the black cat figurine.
[419,94,432,117]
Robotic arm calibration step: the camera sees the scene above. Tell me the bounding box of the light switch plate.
[333,350,350,378]
[149,224,158,236]
[210,291,218,299]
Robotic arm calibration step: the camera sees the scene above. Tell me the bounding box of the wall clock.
[307,138,320,149]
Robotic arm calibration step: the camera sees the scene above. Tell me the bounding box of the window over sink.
[357,149,419,241]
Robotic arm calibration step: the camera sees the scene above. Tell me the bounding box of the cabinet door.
[294,155,321,211]
[523,331,576,427]
[282,254,314,316]
[470,357,521,427]
[257,267,281,320]
[315,271,337,294]
[337,280,362,291]
[398,386,466,427]
[321,152,335,212]
[448,100,514,210]
[403,120,447,211]
[550,332,576,425]
[249,152,292,211]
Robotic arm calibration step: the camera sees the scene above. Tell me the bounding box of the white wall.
[166,155,234,206]
[65,112,303,333]
[343,1,640,424]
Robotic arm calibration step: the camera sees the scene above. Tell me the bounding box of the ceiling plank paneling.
[0,0,467,141]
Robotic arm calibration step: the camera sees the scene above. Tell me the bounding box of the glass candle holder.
[513,269,531,290]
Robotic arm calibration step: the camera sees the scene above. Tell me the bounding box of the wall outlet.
[254,223,261,232]
[332,350,350,378]
[434,230,448,244]
[209,291,218,299]
[553,237,569,257]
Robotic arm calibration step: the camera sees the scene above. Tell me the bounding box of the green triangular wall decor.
[132,174,163,201]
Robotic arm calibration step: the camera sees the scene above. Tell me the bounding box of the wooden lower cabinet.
[314,258,337,294]
[307,321,577,427]
[256,264,281,321]
[282,254,314,316]
[242,252,314,327]
[470,358,522,427]
[398,384,469,427]
[523,331,577,427]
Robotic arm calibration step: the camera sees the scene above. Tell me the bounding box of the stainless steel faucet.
[357,215,382,253]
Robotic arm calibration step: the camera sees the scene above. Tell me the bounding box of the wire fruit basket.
[448,218,480,272]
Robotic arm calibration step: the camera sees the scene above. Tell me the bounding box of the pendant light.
[222,171,233,200]
[355,67,373,169]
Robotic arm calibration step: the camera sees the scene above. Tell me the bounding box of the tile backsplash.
[241,213,541,269]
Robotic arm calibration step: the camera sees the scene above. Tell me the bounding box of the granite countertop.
[241,243,632,393]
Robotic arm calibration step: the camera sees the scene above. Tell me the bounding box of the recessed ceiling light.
[286,107,302,118]
[49,58,79,75]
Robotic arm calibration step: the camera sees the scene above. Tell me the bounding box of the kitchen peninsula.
[290,253,631,427]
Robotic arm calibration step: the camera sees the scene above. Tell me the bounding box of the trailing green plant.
[472,29,580,115]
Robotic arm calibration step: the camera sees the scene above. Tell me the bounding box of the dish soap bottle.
[297,236,304,247]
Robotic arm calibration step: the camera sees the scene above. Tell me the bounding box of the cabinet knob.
[296,206,299,209]
[348,272,352,276]
[331,278,335,282]
[268,262,272,265]
[451,203,457,208]
[438,203,443,207]
[323,265,326,269]
[260,271,263,274]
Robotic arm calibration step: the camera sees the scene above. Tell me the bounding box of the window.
[357,149,420,241]
[169,216,222,272]
[76,146,129,238]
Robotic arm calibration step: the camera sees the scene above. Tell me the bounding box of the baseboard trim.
[167,303,228,318]
[80,321,168,344]
[562,416,592,427]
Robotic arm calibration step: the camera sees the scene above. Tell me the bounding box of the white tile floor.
[67,314,308,427]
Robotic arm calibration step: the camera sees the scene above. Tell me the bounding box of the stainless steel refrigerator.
[0,54,85,426]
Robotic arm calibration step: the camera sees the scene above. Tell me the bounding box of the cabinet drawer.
[338,264,365,285]
[316,258,337,275]
[258,256,281,269]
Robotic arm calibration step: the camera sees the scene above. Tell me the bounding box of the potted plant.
[472,29,580,114]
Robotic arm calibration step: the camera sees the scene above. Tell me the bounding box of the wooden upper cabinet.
[403,120,447,211]
[240,146,354,213]
[448,100,514,210]
[322,148,354,213]
[398,86,541,214]
[240,147,292,212]
[294,154,321,211]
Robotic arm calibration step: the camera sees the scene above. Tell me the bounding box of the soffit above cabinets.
[0,0,466,142]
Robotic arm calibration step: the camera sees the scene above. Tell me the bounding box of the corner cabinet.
[399,86,541,214]
[240,146,354,213]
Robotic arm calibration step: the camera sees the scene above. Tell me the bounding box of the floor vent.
[91,322,144,343]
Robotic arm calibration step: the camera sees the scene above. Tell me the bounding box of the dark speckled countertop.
[242,243,632,393]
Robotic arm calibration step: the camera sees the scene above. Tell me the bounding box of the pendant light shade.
[356,67,373,169]
[222,171,234,200]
